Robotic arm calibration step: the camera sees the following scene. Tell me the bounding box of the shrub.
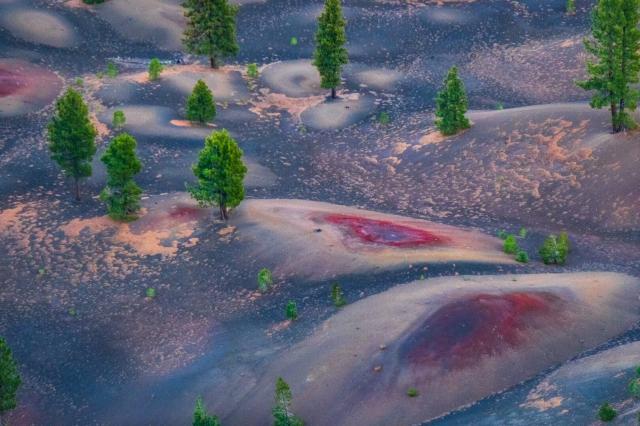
[518,227,527,238]
[146,287,156,298]
[257,268,273,292]
[503,234,519,254]
[515,250,529,263]
[497,230,508,240]
[331,283,346,307]
[629,377,640,398]
[112,110,126,129]
[378,111,391,125]
[539,233,570,265]
[186,80,216,123]
[148,58,163,81]
[75,77,84,87]
[406,388,419,397]
[496,102,504,110]
[286,301,298,321]
[290,36,298,46]
[193,396,220,426]
[106,62,118,78]
[566,0,576,15]
[247,63,259,78]
[598,403,616,422]
[636,365,640,377]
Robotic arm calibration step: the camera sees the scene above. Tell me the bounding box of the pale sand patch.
[231,199,513,280]
[169,119,216,128]
[301,94,375,130]
[0,9,78,48]
[234,272,640,426]
[419,130,447,145]
[250,89,325,120]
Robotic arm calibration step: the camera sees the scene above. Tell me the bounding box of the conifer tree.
[187,80,216,123]
[189,130,247,221]
[435,66,470,136]
[0,337,21,424]
[182,0,239,68]
[273,378,304,426]
[193,397,220,426]
[47,88,97,201]
[148,58,163,81]
[100,133,142,221]
[578,0,640,133]
[313,0,348,99]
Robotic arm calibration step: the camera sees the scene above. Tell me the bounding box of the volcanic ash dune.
[231,199,512,279]
[234,272,640,426]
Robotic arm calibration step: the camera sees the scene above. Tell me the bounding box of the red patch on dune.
[403,292,564,370]
[0,68,24,97]
[324,214,448,248]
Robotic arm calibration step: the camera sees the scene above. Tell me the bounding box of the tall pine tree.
[0,337,21,425]
[273,377,304,426]
[189,130,247,221]
[313,0,348,99]
[192,397,220,426]
[100,133,142,221]
[578,0,640,133]
[182,0,239,68]
[48,88,97,201]
[435,66,470,136]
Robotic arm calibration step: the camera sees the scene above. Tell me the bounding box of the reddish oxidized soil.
[403,292,565,370]
[0,68,24,97]
[324,213,449,248]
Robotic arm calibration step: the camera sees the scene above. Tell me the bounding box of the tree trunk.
[209,56,217,69]
[611,102,620,133]
[74,177,80,201]
[219,203,228,221]
[620,98,626,131]
[331,87,336,99]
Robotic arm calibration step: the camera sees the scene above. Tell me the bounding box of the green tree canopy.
[577,0,640,133]
[313,0,348,99]
[193,397,220,426]
[148,58,164,80]
[189,129,247,220]
[100,133,143,221]
[47,88,97,200]
[435,66,471,136]
[273,377,304,426]
[187,80,216,123]
[182,0,239,68]
[0,337,21,420]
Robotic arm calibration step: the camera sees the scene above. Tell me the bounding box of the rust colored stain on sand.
[0,68,24,97]
[403,292,564,370]
[324,214,448,247]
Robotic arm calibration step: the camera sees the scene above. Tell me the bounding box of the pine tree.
[100,133,143,221]
[182,0,239,68]
[47,88,97,201]
[193,397,220,426]
[189,130,247,221]
[313,0,348,99]
[187,80,216,123]
[566,0,576,15]
[148,58,163,81]
[578,0,640,133]
[0,338,21,424]
[435,66,471,136]
[273,378,304,426]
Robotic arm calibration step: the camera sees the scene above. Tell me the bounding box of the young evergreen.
[193,397,220,426]
[148,58,163,80]
[578,0,640,133]
[0,338,21,423]
[189,130,247,221]
[435,66,470,136]
[313,0,348,99]
[273,377,304,426]
[187,80,216,123]
[100,133,143,221]
[182,0,239,68]
[48,88,97,201]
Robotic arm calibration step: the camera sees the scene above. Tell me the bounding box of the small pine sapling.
[112,110,126,129]
[566,0,576,15]
[257,268,273,292]
[148,58,163,81]
[598,402,616,422]
[515,250,529,263]
[331,283,346,307]
[246,63,259,78]
[503,234,519,254]
[286,301,298,321]
[106,62,118,78]
[406,388,419,397]
[193,396,220,426]
[187,80,216,123]
[0,337,21,420]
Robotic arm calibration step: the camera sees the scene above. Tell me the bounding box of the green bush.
[503,234,519,254]
[598,403,616,422]
[112,110,126,129]
[247,63,259,78]
[75,77,84,87]
[629,377,640,398]
[378,111,391,125]
[518,227,527,238]
[186,79,216,123]
[539,232,570,265]
[497,230,508,240]
[106,62,118,78]
[406,388,419,397]
[515,250,529,263]
[146,287,156,298]
[331,283,346,307]
[566,0,576,14]
[286,301,298,320]
[148,58,163,81]
[257,268,273,292]
[290,37,298,46]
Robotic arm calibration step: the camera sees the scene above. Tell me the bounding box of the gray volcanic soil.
[0,0,639,425]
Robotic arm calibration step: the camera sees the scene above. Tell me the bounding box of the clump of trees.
[183,0,239,68]
[313,0,348,99]
[193,397,220,426]
[100,133,143,221]
[187,80,216,124]
[48,88,97,201]
[578,0,640,133]
[273,378,304,426]
[0,337,21,424]
[148,58,163,81]
[189,130,247,221]
[435,66,470,136]
[539,232,570,265]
